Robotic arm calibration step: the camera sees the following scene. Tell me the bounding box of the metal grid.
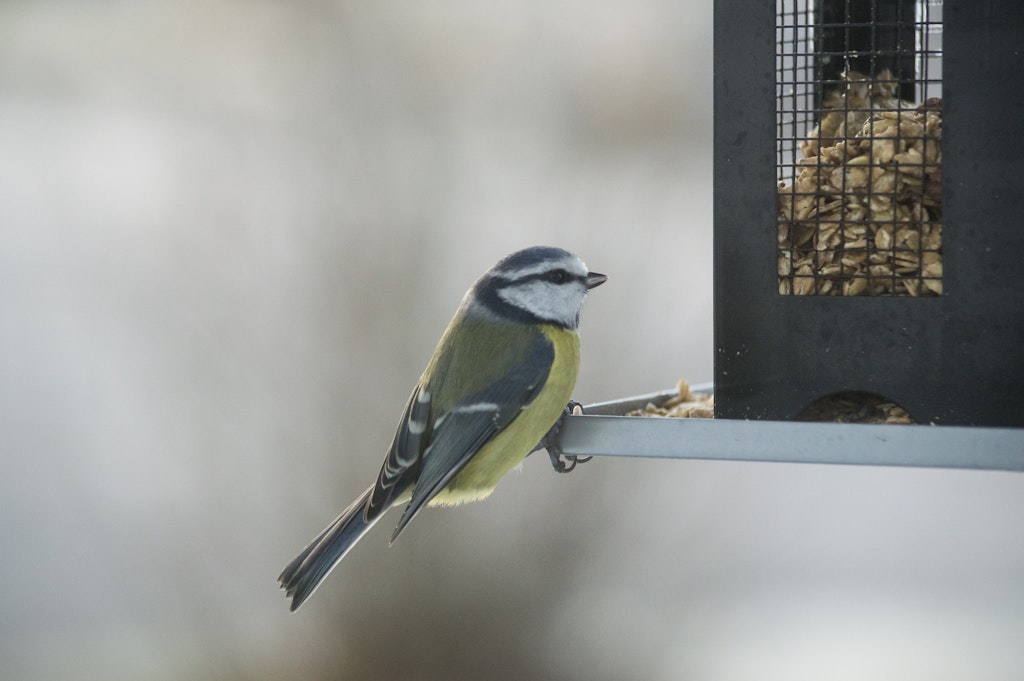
[776,0,943,297]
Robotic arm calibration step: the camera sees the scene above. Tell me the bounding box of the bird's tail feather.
[278,486,378,611]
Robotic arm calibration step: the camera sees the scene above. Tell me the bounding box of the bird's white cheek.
[497,281,585,328]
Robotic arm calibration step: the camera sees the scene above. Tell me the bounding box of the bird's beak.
[585,272,608,289]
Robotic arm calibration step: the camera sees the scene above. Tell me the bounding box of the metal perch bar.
[549,387,1024,472]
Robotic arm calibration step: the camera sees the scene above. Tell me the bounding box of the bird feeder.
[555,0,1024,469]
[714,0,1024,428]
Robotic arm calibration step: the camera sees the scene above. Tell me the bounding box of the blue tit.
[279,246,606,610]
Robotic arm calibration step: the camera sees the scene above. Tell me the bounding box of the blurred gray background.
[2,2,1022,680]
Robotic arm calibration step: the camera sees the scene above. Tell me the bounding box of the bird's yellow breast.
[428,324,580,506]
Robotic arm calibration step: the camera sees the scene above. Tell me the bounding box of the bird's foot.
[542,401,592,473]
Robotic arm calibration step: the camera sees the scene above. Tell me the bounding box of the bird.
[278,246,607,610]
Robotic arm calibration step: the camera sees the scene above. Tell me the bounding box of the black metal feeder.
[714,0,1024,427]
[551,0,1024,471]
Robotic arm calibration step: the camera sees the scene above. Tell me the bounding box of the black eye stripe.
[491,267,587,288]
[514,269,582,285]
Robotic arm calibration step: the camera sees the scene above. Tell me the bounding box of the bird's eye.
[548,269,569,284]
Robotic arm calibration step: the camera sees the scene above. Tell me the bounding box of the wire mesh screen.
[776,0,943,296]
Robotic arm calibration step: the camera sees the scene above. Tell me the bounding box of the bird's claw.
[542,401,592,474]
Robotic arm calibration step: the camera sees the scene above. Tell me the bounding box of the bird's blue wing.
[366,384,432,520]
[390,331,555,539]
